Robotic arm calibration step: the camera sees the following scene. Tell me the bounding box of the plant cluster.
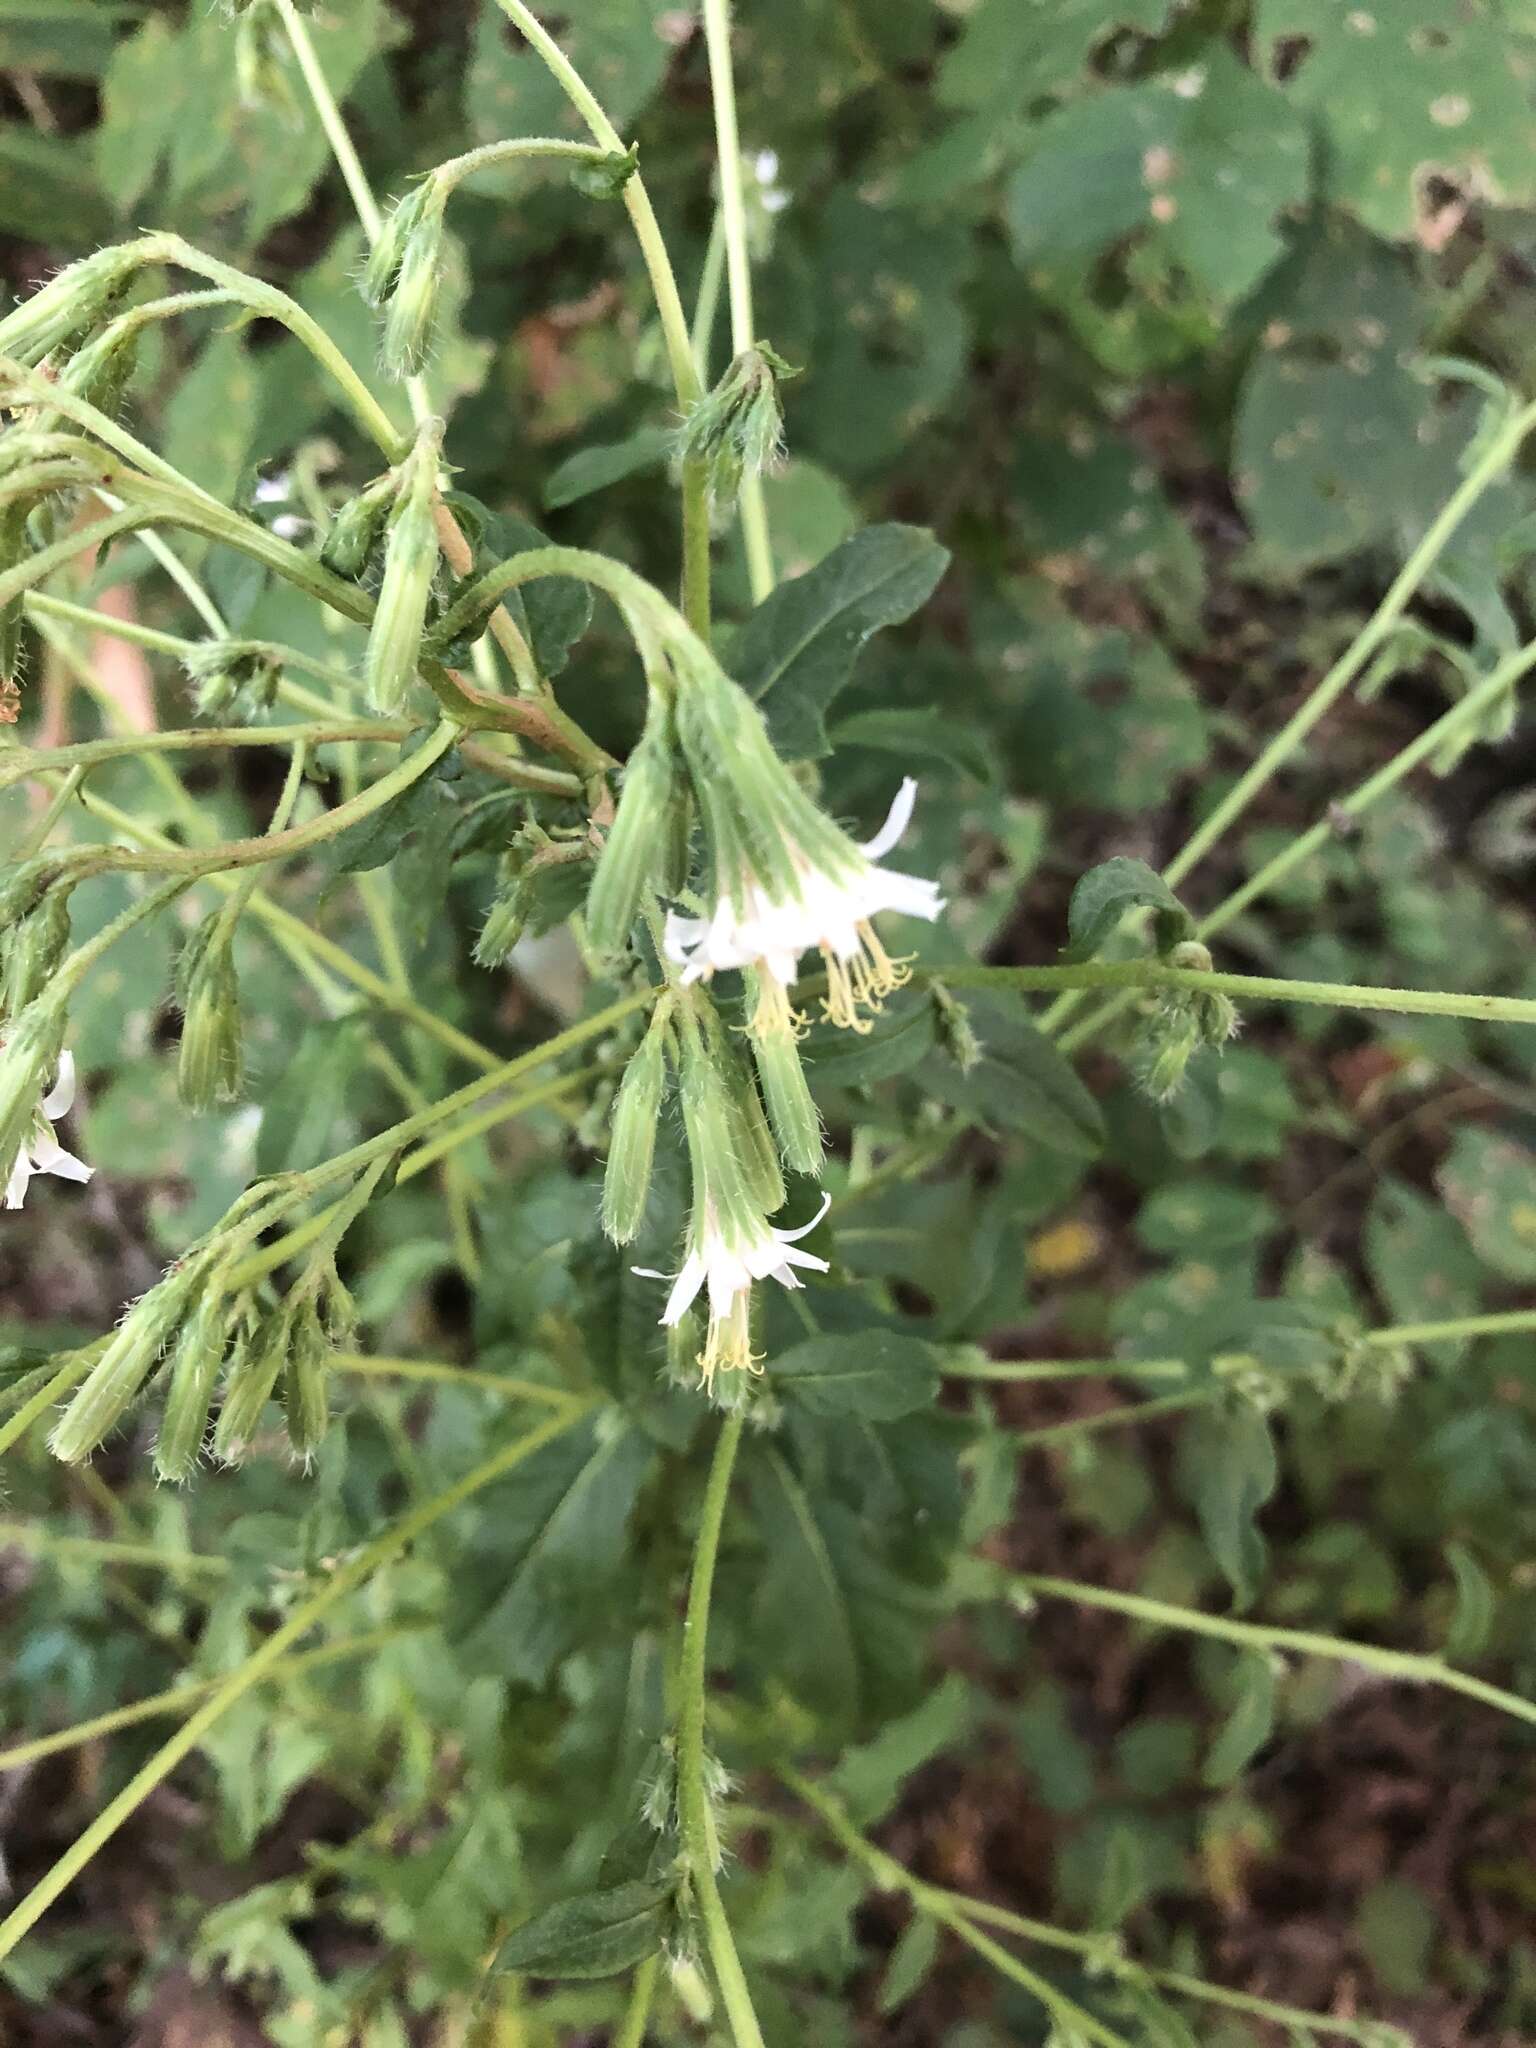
[5,3,1536,2044]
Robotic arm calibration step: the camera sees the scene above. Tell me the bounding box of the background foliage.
[5,2,1536,2043]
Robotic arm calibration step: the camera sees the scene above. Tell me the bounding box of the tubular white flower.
[663,777,943,1037]
[5,1052,92,1210]
[636,1193,831,1382]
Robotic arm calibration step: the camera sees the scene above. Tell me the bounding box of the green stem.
[691,204,729,380]
[677,1411,765,2048]
[0,1521,227,1577]
[1011,1391,1208,1449]
[329,1353,580,1404]
[2,721,406,791]
[0,1354,92,1462]
[0,1628,411,1774]
[1005,1571,1536,1728]
[942,958,1536,1029]
[1169,397,1536,888]
[782,1769,1130,2048]
[614,1953,662,2048]
[700,0,774,602]
[0,1403,589,1959]
[272,0,383,239]
[433,136,622,192]
[946,1355,1192,1384]
[1053,599,1536,1054]
[58,718,457,883]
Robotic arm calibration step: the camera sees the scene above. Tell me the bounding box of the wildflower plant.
[3,2,1536,2042]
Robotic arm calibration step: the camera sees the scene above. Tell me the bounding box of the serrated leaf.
[493,1880,671,1980]
[1065,855,1193,962]
[734,524,949,758]
[1443,1541,1495,1663]
[769,1330,940,1421]
[1203,1651,1278,1787]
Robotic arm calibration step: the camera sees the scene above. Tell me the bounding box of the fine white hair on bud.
[364,420,443,715]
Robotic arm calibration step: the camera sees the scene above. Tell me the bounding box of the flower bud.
[602,1020,669,1244]
[212,1307,289,1464]
[364,425,442,715]
[586,711,676,955]
[281,1290,334,1462]
[57,316,141,418]
[930,981,982,1074]
[319,470,397,579]
[748,996,824,1178]
[50,1268,194,1463]
[364,182,448,380]
[153,1289,233,1483]
[675,342,797,505]
[177,912,244,1112]
[710,1030,784,1218]
[0,244,145,367]
[3,886,71,1018]
[570,145,639,202]
[180,641,282,720]
[473,866,533,969]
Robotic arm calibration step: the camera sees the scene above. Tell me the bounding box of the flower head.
[5,1052,92,1210]
[640,1193,831,1383]
[664,765,942,1037]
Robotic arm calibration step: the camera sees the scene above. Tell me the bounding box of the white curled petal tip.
[659,1251,707,1327]
[5,1155,30,1209]
[861,777,919,862]
[41,1052,77,1121]
[29,1130,93,1185]
[777,1191,832,1243]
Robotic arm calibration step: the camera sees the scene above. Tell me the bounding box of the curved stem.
[700,0,774,602]
[940,958,1536,1029]
[1,721,407,791]
[677,1411,765,2048]
[58,719,458,883]
[614,1953,662,2048]
[1005,1571,1536,1728]
[0,1403,590,1959]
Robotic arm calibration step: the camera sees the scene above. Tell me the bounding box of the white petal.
[41,1052,76,1120]
[777,1192,832,1243]
[663,911,706,963]
[860,777,918,861]
[29,1131,93,1185]
[775,1243,830,1276]
[660,1251,707,1326]
[5,1154,30,1209]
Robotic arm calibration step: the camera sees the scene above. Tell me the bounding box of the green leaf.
[542,427,673,509]
[0,0,132,77]
[493,1880,671,1981]
[163,331,261,510]
[468,0,670,149]
[827,706,997,784]
[833,1674,972,1822]
[734,524,949,759]
[454,1421,654,1688]
[1176,1401,1277,1610]
[939,0,1178,109]
[1364,1179,1482,1361]
[1065,855,1193,962]
[1436,1128,1536,1283]
[921,998,1105,1159]
[1255,0,1536,242]
[878,1915,939,2014]
[1442,1541,1495,1663]
[749,1445,861,1720]
[0,128,113,242]
[1203,1651,1278,1787]
[255,1018,370,1177]
[326,753,454,877]
[1004,54,1309,307]
[1354,1876,1435,1998]
[768,1330,941,1421]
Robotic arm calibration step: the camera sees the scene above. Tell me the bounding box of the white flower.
[637,1192,831,1382]
[663,778,943,1037]
[5,1053,92,1210]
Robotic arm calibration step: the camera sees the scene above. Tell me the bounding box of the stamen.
[858,922,912,1001]
[751,971,806,1041]
[699,1293,759,1383]
[820,946,873,1034]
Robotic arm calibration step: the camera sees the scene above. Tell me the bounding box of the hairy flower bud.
[3,885,71,1018]
[675,342,797,505]
[153,1289,234,1483]
[930,981,982,1074]
[180,640,282,721]
[319,470,397,579]
[474,865,534,969]
[177,912,244,1112]
[602,1019,669,1244]
[57,316,141,418]
[363,181,448,380]
[50,1264,196,1463]
[586,708,677,955]
[364,423,442,715]
[213,1307,289,1465]
[748,987,824,1178]
[0,244,145,367]
[281,1290,336,1462]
